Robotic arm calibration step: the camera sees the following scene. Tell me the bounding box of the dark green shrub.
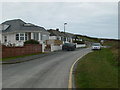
[24,40,39,44]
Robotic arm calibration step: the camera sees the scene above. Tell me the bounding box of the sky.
[0,2,118,39]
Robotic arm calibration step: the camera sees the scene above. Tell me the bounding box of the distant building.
[48,29,74,43]
[61,32,74,43]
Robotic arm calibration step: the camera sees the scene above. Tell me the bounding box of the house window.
[20,33,24,40]
[33,32,39,41]
[16,33,27,41]
[61,37,63,41]
[25,33,27,40]
[57,37,59,40]
[4,36,7,42]
[16,34,19,40]
[42,34,48,41]
[64,37,66,41]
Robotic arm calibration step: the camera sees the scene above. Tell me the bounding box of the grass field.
[74,48,119,88]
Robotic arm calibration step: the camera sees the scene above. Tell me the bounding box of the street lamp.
[64,23,67,43]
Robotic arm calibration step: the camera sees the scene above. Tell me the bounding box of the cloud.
[1,2,118,39]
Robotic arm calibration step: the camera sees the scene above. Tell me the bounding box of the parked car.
[92,43,101,50]
[62,43,76,51]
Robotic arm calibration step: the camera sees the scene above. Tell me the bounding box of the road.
[2,48,91,88]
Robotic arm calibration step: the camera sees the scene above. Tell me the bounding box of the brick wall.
[2,44,42,58]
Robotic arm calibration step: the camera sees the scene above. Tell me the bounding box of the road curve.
[2,48,91,88]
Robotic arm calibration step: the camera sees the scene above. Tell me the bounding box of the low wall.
[2,44,42,58]
[76,44,86,48]
[51,45,62,52]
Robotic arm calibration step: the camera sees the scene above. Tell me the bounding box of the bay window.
[16,33,28,41]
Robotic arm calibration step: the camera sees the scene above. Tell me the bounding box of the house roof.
[48,29,75,38]
[1,19,49,34]
[61,32,74,38]
[47,29,65,37]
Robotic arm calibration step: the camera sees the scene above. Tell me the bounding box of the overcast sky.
[1,2,118,39]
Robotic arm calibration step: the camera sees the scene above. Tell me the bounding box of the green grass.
[1,52,44,61]
[74,48,118,88]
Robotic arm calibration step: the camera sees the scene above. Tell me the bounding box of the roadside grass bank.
[74,48,119,88]
[1,52,45,61]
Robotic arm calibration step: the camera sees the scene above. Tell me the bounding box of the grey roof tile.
[1,19,49,34]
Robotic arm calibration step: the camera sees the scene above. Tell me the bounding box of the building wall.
[2,44,42,58]
[2,33,23,46]
[2,32,50,46]
[41,33,49,42]
[49,36,65,42]
[49,36,57,40]
[2,33,16,43]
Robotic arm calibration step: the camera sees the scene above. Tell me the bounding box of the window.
[61,37,64,41]
[33,33,39,40]
[4,36,7,42]
[20,33,24,40]
[25,33,27,40]
[57,37,59,40]
[64,37,66,41]
[42,34,48,41]
[16,33,28,41]
[16,34,19,40]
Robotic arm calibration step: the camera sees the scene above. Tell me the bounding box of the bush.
[24,40,39,44]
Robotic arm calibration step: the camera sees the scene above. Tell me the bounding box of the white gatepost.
[51,44,54,52]
[42,43,45,52]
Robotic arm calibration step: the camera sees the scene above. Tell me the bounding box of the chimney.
[56,28,59,31]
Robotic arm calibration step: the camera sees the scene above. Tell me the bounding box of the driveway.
[2,48,91,88]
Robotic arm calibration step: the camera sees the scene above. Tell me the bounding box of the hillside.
[74,34,119,43]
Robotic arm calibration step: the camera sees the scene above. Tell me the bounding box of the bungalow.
[47,29,64,41]
[61,32,74,43]
[46,29,66,51]
[0,19,50,46]
[47,29,73,43]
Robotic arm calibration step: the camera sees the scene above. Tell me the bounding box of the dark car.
[62,43,76,51]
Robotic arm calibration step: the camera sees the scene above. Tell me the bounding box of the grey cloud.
[1,2,118,39]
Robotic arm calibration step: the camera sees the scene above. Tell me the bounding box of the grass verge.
[74,48,118,88]
[1,52,44,61]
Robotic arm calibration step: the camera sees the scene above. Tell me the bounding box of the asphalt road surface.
[2,48,91,88]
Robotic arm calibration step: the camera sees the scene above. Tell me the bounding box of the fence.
[2,44,42,58]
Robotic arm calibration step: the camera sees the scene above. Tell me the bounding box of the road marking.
[68,49,92,89]
[68,56,81,89]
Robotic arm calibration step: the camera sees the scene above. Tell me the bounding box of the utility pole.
[64,23,67,43]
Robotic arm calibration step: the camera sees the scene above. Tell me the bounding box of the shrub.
[24,40,39,44]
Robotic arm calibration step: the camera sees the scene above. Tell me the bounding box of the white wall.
[2,33,24,46]
[76,44,86,48]
[49,36,57,40]
[2,33,15,43]
[2,32,50,46]
[49,36,63,41]
[51,45,62,52]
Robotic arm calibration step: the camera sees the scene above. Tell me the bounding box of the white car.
[92,43,101,50]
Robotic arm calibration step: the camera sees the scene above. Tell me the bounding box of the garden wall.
[2,44,42,58]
